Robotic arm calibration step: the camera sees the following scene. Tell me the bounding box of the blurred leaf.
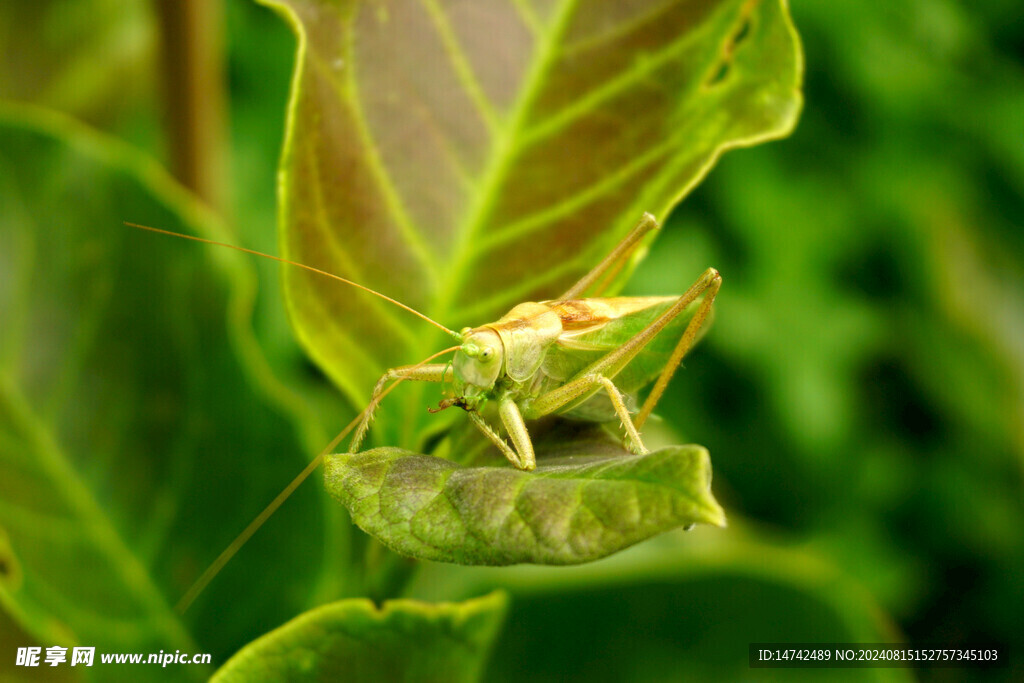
[0,104,323,665]
[213,591,507,682]
[408,526,910,682]
[326,444,724,565]
[638,0,1024,669]
[0,0,157,145]
[263,0,803,430]
[0,581,77,683]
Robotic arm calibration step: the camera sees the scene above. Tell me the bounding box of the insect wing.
[544,297,701,395]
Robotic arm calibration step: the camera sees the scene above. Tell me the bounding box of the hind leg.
[559,213,660,299]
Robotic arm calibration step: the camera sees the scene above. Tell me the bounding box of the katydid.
[349,213,720,470]
[128,212,720,609]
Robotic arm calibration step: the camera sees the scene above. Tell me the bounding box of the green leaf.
[0,1,156,140]
[212,592,508,682]
[407,527,910,682]
[325,444,724,565]
[263,0,803,431]
[0,104,323,667]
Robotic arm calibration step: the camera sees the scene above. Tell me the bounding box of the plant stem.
[153,0,228,214]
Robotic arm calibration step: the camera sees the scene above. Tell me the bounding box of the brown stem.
[153,0,228,213]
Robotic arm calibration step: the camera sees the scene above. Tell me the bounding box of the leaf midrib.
[428,0,581,326]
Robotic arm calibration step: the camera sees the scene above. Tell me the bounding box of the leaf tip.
[705,500,728,529]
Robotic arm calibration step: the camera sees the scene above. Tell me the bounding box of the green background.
[1,0,1021,680]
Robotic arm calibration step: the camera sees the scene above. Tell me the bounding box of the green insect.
[347,213,720,470]
[131,212,720,608]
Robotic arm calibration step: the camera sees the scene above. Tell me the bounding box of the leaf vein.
[519,14,720,147]
[430,0,581,322]
[313,25,442,283]
[509,0,542,35]
[475,132,683,253]
[419,0,502,134]
[300,133,422,349]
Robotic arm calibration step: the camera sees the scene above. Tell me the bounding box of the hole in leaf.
[733,17,751,46]
[706,60,731,87]
[705,15,752,88]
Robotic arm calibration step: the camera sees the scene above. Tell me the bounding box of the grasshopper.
[348,213,720,470]
[131,212,720,608]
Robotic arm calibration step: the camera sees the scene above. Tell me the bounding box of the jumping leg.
[634,270,720,429]
[533,267,722,449]
[528,373,647,454]
[559,213,660,300]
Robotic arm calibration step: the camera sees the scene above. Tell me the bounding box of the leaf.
[407,527,911,682]
[212,592,508,683]
[0,104,323,666]
[324,444,725,565]
[0,1,156,135]
[262,0,803,432]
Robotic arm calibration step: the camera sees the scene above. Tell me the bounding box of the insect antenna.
[175,344,461,614]
[124,222,461,340]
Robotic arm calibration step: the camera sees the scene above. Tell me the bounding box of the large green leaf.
[213,592,507,682]
[264,0,803,434]
[0,105,324,668]
[325,443,724,565]
[407,527,910,682]
[0,1,155,135]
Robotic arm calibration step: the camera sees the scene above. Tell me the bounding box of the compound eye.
[481,347,494,360]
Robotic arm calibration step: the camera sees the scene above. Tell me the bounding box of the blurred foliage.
[627,0,1024,678]
[0,0,159,149]
[1,0,1022,681]
[212,592,507,682]
[0,107,327,678]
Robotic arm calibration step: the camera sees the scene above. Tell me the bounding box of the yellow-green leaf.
[264,0,803,432]
[213,592,508,682]
[325,444,724,565]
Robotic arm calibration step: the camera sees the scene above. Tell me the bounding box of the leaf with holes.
[262,0,802,444]
[324,444,725,565]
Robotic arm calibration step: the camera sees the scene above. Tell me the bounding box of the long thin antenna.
[175,344,461,614]
[125,222,460,340]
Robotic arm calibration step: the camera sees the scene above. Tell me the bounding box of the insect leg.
[558,213,660,299]
[350,363,452,451]
[467,411,529,470]
[594,376,646,454]
[634,269,720,429]
[533,267,721,436]
[498,396,536,470]
[526,373,647,454]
